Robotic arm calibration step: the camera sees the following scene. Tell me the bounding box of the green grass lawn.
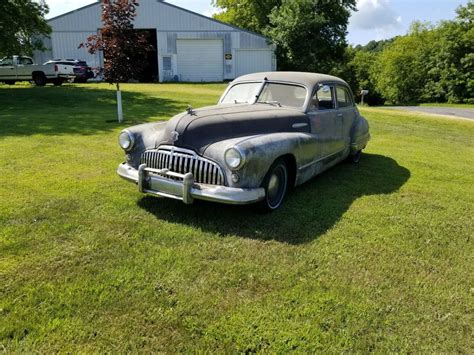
[1,83,473,352]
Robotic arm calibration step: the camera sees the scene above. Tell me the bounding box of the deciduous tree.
[212,0,356,74]
[266,0,356,74]
[212,0,280,34]
[0,0,51,56]
[81,0,151,122]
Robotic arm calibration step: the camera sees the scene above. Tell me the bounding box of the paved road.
[383,106,474,120]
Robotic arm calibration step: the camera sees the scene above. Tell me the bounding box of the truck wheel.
[33,73,47,86]
[52,79,64,86]
[259,158,288,211]
[4,80,16,85]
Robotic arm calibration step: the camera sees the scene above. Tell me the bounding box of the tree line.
[214,0,473,105]
[342,3,473,105]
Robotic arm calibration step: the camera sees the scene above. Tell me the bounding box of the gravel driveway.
[383,106,474,120]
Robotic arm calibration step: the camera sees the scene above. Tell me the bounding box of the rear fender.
[351,114,370,153]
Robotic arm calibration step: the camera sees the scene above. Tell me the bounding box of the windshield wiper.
[258,100,282,107]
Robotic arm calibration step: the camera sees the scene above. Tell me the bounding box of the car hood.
[157,104,308,153]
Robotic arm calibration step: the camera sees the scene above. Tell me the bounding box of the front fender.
[204,133,318,188]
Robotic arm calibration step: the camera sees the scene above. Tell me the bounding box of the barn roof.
[47,0,270,41]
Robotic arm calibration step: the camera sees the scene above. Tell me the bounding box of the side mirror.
[319,85,331,93]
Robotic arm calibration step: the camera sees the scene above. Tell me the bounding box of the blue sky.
[45,0,467,45]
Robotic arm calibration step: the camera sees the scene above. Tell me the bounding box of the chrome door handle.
[292,123,308,129]
[337,113,343,117]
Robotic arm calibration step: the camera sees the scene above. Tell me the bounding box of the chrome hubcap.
[267,174,280,200]
[266,165,287,208]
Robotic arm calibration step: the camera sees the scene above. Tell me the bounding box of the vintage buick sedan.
[117,72,370,210]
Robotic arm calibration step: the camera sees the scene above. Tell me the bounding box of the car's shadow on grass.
[138,154,410,244]
[0,84,183,137]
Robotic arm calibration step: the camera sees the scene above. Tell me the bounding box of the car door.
[17,57,33,79]
[307,83,344,158]
[335,85,357,149]
[0,57,17,79]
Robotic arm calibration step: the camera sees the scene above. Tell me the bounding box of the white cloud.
[350,0,402,31]
[202,6,222,18]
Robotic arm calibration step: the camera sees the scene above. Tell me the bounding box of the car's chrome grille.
[140,146,225,185]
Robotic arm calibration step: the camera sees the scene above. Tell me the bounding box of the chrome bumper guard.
[117,163,265,205]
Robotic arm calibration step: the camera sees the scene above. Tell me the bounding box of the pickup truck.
[0,55,74,86]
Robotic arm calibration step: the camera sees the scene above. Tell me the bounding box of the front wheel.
[259,159,288,211]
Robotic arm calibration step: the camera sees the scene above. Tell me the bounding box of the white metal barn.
[34,0,276,82]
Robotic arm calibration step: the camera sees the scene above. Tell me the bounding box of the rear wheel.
[259,159,288,211]
[4,80,16,85]
[33,73,46,86]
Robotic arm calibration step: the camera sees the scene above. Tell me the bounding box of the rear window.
[336,86,353,108]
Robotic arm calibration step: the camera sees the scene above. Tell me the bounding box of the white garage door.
[177,39,223,82]
[235,50,273,78]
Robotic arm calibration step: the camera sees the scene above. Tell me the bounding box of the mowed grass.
[0,83,473,352]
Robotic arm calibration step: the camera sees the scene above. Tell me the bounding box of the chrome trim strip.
[292,123,309,128]
[299,149,345,170]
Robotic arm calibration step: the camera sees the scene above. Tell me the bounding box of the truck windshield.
[0,58,13,66]
[221,82,307,109]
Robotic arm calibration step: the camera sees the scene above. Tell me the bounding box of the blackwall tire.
[259,159,289,212]
[33,74,47,86]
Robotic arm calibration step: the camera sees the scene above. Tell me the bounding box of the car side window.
[336,86,353,108]
[310,84,335,111]
[19,57,33,65]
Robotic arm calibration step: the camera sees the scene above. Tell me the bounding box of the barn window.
[163,56,172,71]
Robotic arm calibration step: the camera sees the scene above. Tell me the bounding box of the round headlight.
[118,130,134,151]
[225,147,244,170]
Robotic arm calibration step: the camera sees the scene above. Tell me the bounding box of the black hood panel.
[157,104,308,152]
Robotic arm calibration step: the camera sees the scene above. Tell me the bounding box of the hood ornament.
[186,105,196,115]
[171,130,179,143]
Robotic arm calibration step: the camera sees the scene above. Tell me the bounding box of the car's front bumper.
[117,163,265,205]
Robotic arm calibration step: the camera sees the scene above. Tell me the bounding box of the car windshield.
[221,82,262,104]
[257,83,307,109]
[221,82,307,109]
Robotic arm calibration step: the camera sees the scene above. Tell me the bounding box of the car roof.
[232,71,349,88]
